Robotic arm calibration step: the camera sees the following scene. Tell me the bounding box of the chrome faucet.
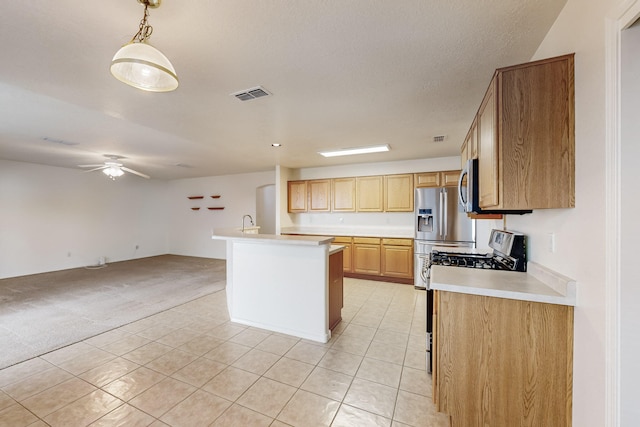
[242,214,254,232]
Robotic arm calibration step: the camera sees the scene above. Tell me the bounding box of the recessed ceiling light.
[271,143,282,147]
[318,144,390,158]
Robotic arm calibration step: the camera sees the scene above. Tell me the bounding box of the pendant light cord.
[131,4,153,43]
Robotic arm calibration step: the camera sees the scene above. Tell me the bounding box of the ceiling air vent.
[231,86,271,101]
[432,135,447,143]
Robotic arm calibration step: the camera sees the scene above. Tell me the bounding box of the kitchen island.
[212,229,342,343]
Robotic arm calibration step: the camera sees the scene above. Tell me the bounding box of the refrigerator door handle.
[443,190,448,239]
[439,190,444,239]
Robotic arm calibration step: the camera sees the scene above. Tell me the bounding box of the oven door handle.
[419,254,431,283]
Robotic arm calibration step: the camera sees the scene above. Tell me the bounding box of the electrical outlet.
[547,233,555,253]
[135,245,139,250]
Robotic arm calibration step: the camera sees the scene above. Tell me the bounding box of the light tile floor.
[0,278,450,427]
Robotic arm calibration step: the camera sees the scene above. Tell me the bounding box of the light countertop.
[212,228,334,246]
[281,226,414,239]
[329,245,345,255]
[431,262,576,306]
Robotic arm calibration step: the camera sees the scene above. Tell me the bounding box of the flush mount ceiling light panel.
[318,144,391,158]
[110,0,178,92]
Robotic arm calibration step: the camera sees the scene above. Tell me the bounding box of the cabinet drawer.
[382,238,413,247]
[353,237,381,245]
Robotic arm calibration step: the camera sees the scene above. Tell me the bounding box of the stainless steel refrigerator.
[414,186,475,373]
[414,186,476,289]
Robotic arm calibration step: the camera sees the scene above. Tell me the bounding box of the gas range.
[431,229,527,272]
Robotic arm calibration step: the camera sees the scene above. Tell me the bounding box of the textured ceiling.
[0,0,567,180]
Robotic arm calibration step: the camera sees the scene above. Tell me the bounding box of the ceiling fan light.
[103,166,124,178]
[111,42,178,92]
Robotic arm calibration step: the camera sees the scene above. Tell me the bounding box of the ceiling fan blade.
[82,166,108,173]
[121,167,150,179]
[78,164,105,168]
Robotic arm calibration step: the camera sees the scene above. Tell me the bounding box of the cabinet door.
[333,236,353,273]
[441,170,461,187]
[381,239,413,279]
[332,178,356,212]
[353,237,381,274]
[415,172,441,188]
[460,140,469,170]
[356,176,383,212]
[384,174,414,212]
[437,291,573,426]
[477,77,500,209]
[308,179,331,212]
[287,181,307,212]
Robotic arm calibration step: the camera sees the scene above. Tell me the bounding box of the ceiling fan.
[78,155,150,180]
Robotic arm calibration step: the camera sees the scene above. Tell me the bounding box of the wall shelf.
[211,195,221,199]
[207,207,225,210]
[187,196,204,200]
[191,207,200,211]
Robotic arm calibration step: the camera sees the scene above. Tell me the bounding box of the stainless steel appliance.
[427,229,527,373]
[414,186,475,373]
[414,186,476,290]
[431,229,527,272]
[458,158,532,215]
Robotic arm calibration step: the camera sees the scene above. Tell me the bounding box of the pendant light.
[110,0,178,92]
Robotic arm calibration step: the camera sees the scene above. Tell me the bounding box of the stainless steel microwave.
[457,159,532,215]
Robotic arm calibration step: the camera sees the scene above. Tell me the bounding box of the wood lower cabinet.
[353,237,381,274]
[333,236,353,273]
[381,238,413,279]
[328,250,344,330]
[434,291,573,427]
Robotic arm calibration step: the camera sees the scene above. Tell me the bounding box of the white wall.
[166,170,275,259]
[496,0,613,425]
[0,159,169,279]
[620,19,640,426]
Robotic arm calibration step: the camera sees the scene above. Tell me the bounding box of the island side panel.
[230,241,330,342]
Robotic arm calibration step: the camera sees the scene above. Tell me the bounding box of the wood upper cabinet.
[287,180,307,213]
[381,238,413,279]
[332,178,356,212]
[475,53,575,210]
[352,237,381,274]
[384,174,414,212]
[356,176,384,212]
[478,77,499,208]
[435,291,573,426]
[415,171,461,188]
[308,179,331,212]
[461,116,478,168]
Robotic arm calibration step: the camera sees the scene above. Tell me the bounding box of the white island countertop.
[212,228,334,246]
[431,262,576,306]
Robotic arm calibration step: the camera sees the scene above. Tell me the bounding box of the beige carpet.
[0,255,226,369]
